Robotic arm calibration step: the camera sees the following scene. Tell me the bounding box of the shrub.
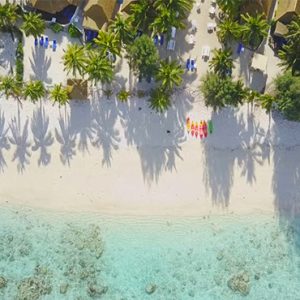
[50,22,63,33]
[103,89,113,99]
[68,24,82,38]
[15,40,24,84]
[117,89,130,102]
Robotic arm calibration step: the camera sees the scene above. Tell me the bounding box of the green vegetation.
[68,24,82,38]
[21,12,45,37]
[23,80,45,103]
[126,35,159,80]
[0,1,18,32]
[217,18,239,46]
[50,84,69,107]
[117,89,131,102]
[15,41,24,84]
[50,22,63,33]
[0,75,21,100]
[278,16,300,76]
[209,48,234,78]
[109,14,134,46]
[62,44,87,77]
[200,73,246,111]
[149,87,171,113]
[94,30,121,58]
[216,0,245,19]
[273,71,300,121]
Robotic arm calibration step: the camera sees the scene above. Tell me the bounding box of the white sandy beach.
[0,0,299,219]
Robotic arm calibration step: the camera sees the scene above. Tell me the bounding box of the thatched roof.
[121,0,138,14]
[275,0,300,22]
[67,79,88,100]
[274,21,289,37]
[83,0,117,31]
[29,0,80,14]
[241,0,275,19]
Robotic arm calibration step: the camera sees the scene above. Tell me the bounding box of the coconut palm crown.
[62,44,87,77]
[21,12,45,38]
[23,80,45,103]
[209,48,234,78]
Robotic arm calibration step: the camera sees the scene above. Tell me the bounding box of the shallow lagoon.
[0,206,299,300]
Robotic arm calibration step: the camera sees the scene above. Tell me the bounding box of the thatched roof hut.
[83,0,117,31]
[67,79,88,100]
[29,0,80,14]
[275,0,300,23]
[241,0,276,20]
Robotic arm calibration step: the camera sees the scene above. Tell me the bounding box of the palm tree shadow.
[29,46,52,84]
[91,97,120,167]
[31,102,54,166]
[0,109,10,172]
[55,111,77,166]
[8,109,31,173]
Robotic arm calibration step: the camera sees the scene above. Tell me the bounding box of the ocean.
[0,206,299,300]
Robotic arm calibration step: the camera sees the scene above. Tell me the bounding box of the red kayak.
[195,122,198,138]
[203,121,208,138]
[199,121,203,139]
[191,121,194,137]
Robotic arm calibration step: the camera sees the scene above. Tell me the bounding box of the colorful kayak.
[203,121,208,137]
[208,120,213,134]
[199,121,203,139]
[186,117,191,133]
[195,122,198,138]
[191,121,194,137]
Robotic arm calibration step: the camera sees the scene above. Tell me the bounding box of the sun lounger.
[237,43,245,55]
[52,40,57,52]
[207,22,216,31]
[167,39,175,51]
[39,36,44,47]
[154,35,159,46]
[171,26,176,39]
[34,37,38,47]
[188,34,195,45]
[202,46,210,58]
[186,58,191,70]
[160,35,164,46]
[209,6,216,16]
[191,20,197,32]
[44,37,48,48]
[191,59,196,71]
[196,1,201,13]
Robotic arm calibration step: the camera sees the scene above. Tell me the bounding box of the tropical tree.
[0,2,18,33]
[216,0,245,18]
[21,12,45,38]
[217,18,240,45]
[155,60,184,92]
[273,71,300,121]
[200,72,246,110]
[50,84,69,107]
[85,51,114,85]
[62,44,87,77]
[245,88,260,112]
[23,80,45,103]
[109,13,134,45]
[240,13,269,49]
[129,0,155,32]
[0,75,22,103]
[278,16,300,75]
[125,35,159,80]
[209,48,234,78]
[149,87,170,113]
[154,0,194,19]
[94,30,121,58]
[117,89,131,102]
[259,94,275,124]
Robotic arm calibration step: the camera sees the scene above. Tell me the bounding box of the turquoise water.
[0,206,299,300]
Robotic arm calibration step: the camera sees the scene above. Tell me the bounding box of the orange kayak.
[186,117,191,133]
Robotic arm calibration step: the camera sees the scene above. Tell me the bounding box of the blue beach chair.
[34,37,38,46]
[186,58,191,70]
[160,35,164,46]
[191,59,195,71]
[154,35,159,46]
[53,40,57,52]
[39,36,44,47]
[44,37,49,48]
[237,43,244,55]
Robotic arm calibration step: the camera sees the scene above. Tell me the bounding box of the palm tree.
[21,12,45,38]
[154,0,194,19]
[85,51,114,85]
[216,0,245,18]
[0,75,22,103]
[109,14,134,45]
[149,87,170,113]
[62,44,87,77]
[94,31,121,58]
[259,94,275,126]
[245,88,260,112]
[217,18,240,45]
[278,16,300,75]
[240,13,269,49]
[0,2,18,37]
[209,48,234,78]
[50,84,69,107]
[156,60,184,92]
[23,80,45,103]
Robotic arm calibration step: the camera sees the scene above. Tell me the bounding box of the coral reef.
[227,271,250,296]
[0,276,7,289]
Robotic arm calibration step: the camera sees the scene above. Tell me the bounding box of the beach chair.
[44,37,49,48]
[160,35,164,46]
[202,46,210,58]
[167,39,175,51]
[207,22,216,32]
[191,59,196,71]
[153,35,159,46]
[39,36,44,47]
[52,40,57,52]
[237,43,245,55]
[196,1,201,13]
[171,26,176,39]
[186,58,191,70]
[209,6,216,16]
[34,37,38,47]
[191,20,197,32]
